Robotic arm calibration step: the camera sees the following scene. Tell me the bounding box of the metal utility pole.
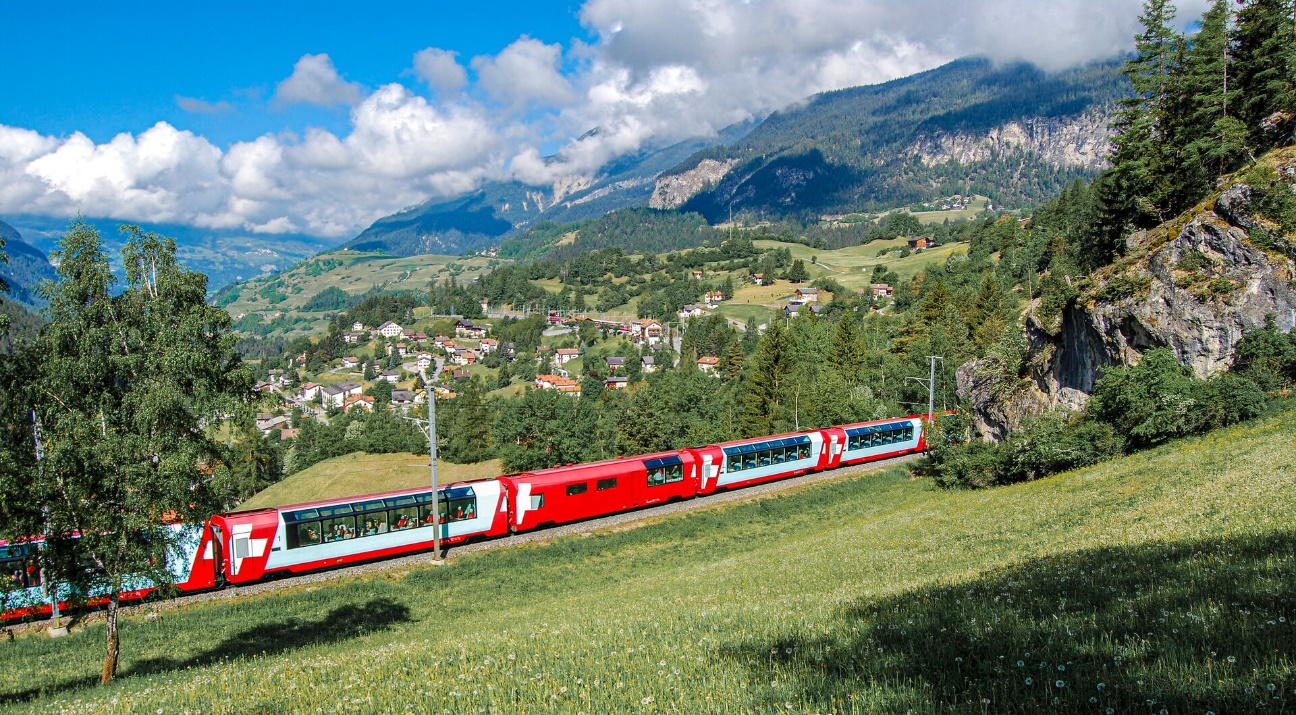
[31,411,65,636]
[905,355,943,448]
[402,368,443,562]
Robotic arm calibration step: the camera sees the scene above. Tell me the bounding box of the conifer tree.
[1232,0,1296,148]
[740,321,791,437]
[1182,0,1250,183]
[826,311,865,386]
[1110,0,1184,226]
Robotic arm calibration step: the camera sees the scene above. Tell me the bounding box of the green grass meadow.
[3,411,1294,713]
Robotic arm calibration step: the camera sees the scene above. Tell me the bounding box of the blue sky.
[0,0,1178,240]
[2,1,588,146]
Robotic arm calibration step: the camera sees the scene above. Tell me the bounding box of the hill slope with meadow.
[5,407,1293,713]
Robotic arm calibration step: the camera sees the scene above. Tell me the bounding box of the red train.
[2,414,926,614]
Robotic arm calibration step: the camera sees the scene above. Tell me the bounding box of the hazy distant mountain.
[0,219,56,308]
[341,122,756,257]
[4,216,336,293]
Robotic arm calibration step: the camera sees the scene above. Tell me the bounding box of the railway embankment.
[3,408,1294,713]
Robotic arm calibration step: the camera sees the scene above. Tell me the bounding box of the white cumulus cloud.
[413,48,469,96]
[273,53,364,107]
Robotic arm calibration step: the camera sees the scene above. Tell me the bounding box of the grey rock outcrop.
[649,159,737,209]
[959,167,1296,441]
[908,109,1113,172]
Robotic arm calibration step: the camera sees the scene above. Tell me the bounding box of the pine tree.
[1109,0,1184,226]
[740,321,791,436]
[826,311,865,386]
[1181,0,1250,185]
[722,340,745,381]
[1232,0,1296,149]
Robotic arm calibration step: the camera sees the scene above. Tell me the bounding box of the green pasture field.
[4,410,1294,713]
[238,453,505,510]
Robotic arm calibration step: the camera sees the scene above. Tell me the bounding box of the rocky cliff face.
[649,159,737,209]
[908,110,1113,172]
[959,151,1296,441]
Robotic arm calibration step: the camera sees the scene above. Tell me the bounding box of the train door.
[209,523,226,585]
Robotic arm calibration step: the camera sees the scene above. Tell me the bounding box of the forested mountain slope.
[676,58,1125,221]
[347,57,1126,258]
[0,220,55,308]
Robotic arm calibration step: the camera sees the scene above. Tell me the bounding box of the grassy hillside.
[238,454,504,510]
[215,250,502,337]
[5,410,1294,713]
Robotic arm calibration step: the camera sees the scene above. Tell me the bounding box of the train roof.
[506,450,692,486]
[219,477,503,517]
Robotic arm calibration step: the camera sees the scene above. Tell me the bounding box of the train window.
[529,494,545,510]
[288,522,322,548]
[322,516,355,542]
[647,467,665,486]
[727,454,742,471]
[445,497,476,521]
[597,477,617,491]
[389,507,419,531]
[358,514,388,536]
[566,482,588,496]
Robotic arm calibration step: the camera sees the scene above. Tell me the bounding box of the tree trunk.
[101,593,120,684]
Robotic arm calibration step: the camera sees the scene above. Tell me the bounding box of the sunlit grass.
[3,410,1294,713]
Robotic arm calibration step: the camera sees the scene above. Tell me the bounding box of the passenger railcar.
[212,480,509,585]
[502,450,699,531]
[0,522,220,620]
[823,416,926,469]
[689,430,829,495]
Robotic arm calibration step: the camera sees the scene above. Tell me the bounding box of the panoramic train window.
[644,456,684,486]
[722,436,813,472]
[597,477,617,491]
[566,482,588,496]
[0,545,41,589]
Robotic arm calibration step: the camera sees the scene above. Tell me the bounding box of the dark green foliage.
[492,387,608,472]
[1240,164,1296,259]
[1088,348,1266,449]
[302,286,356,312]
[1232,314,1296,391]
[1232,0,1296,149]
[437,378,492,464]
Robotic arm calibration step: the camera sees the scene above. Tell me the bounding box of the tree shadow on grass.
[726,533,1296,713]
[2,597,411,705]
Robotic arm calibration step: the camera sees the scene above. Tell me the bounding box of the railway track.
[13,452,923,632]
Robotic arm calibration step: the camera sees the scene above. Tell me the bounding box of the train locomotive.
[2,414,927,615]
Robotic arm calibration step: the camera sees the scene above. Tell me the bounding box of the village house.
[416,352,434,371]
[704,290,725,306]
[434,385,458,400]
[534,374,582,396]
[869,283,894,297]
[784,303,823,318]
[455,319,487,339]
[752,273,767,286]
[256,414,291,435]
[343,394,375,413]
[604,376,629,390]
[342,332,360,344]
[605,356,626,371]
[352,322,365,332]
[391,389,415,410]
[553,347,580,366]
[378,321,403,338]
[453,349,478,366]
[677,304,710,321]
[794,287,820,303]
[907,237,929,250]
[641,356,657,373]
[479,338,498,355]
[634,319,663,345]
[690,269,704,280]
[451,368,471,380]
[321,381,364,408]
[697,356,720,373]
[299,382,322,401]
[380,371,401,383]
[341,356,361,369]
